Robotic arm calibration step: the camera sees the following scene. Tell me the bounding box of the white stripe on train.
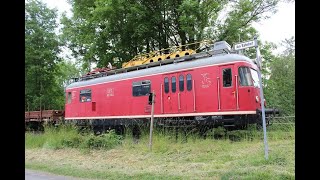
[64,111,257,120]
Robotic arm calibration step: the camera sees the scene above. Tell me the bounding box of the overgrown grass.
[25,123,295,179]
[25,124,123,150]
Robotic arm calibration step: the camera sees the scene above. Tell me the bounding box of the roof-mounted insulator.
[212,41,232,55]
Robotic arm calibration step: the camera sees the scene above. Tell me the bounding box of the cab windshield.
[250,68,260,88]
[238,67,253,86]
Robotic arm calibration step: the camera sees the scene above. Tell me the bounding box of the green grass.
[25,124,122,150]
[25,123,295,179]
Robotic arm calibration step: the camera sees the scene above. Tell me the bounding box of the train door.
[163,75,179,114]
[79,89,92,116]
[65,91,73,116]
[177,72,194,113]
[219,65,237,111]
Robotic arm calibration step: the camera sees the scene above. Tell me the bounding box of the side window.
[80,89,92,102]
[223,68,232,87]
[179,75,184,91]
[133,80,151,96]
[171,76,176,93]
[187,74,192,91]
[67,92,72,104]
[164,77,169,93]
[238,67,253,86]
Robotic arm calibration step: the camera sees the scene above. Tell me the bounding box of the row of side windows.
[164,74,192,93]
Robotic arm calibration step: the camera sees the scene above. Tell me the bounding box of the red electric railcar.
[65,41,278,129]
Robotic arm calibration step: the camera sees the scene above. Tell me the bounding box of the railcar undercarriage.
[26,108,280,136]
[64,109,279,134]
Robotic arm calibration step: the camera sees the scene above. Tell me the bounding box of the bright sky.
[252,1,295,45]
[41,0,295,55]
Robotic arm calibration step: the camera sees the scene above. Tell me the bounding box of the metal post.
[254,36,269,160]
[40,96,42,121]
[160,84,163,114]
[149,90,155,151]
[238,34,242,55]
[40,82,43,121]
[217,77,221,110]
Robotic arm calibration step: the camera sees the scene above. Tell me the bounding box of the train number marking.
[201,73,212,88]
[107,88,114,97]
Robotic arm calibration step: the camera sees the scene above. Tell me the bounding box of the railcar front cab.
[236,62,280,123]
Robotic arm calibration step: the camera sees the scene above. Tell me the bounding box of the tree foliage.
[216,0,278,43]
[25,0,63,110]
[61,0,279,70]
[55,60,82,89]
[264,37,295,115]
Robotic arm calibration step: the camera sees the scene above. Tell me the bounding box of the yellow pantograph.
[122,40,213,68]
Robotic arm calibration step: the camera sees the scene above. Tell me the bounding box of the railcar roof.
[66,53,254,89]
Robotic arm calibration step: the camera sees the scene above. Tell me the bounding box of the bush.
[81,130,123,150]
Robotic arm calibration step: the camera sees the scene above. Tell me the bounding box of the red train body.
[64,42,278,128]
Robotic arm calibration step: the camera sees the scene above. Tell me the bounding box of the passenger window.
[223,68,232,87]
[179,75,184,91]
[187,74,192,91]
[238,67,253,86]
[171,76,176,93]
[132,80,151,96]
[164,77,169,93]
[67,92,71,104]
[80,89,92,102]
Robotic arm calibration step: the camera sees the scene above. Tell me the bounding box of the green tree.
[280,36,295,56]
[215,0,279,43]
[55,60,81,89]
[25,0,62,110]
[62,0,279,70]
[264,37,295,115]
[53,60,81,107]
